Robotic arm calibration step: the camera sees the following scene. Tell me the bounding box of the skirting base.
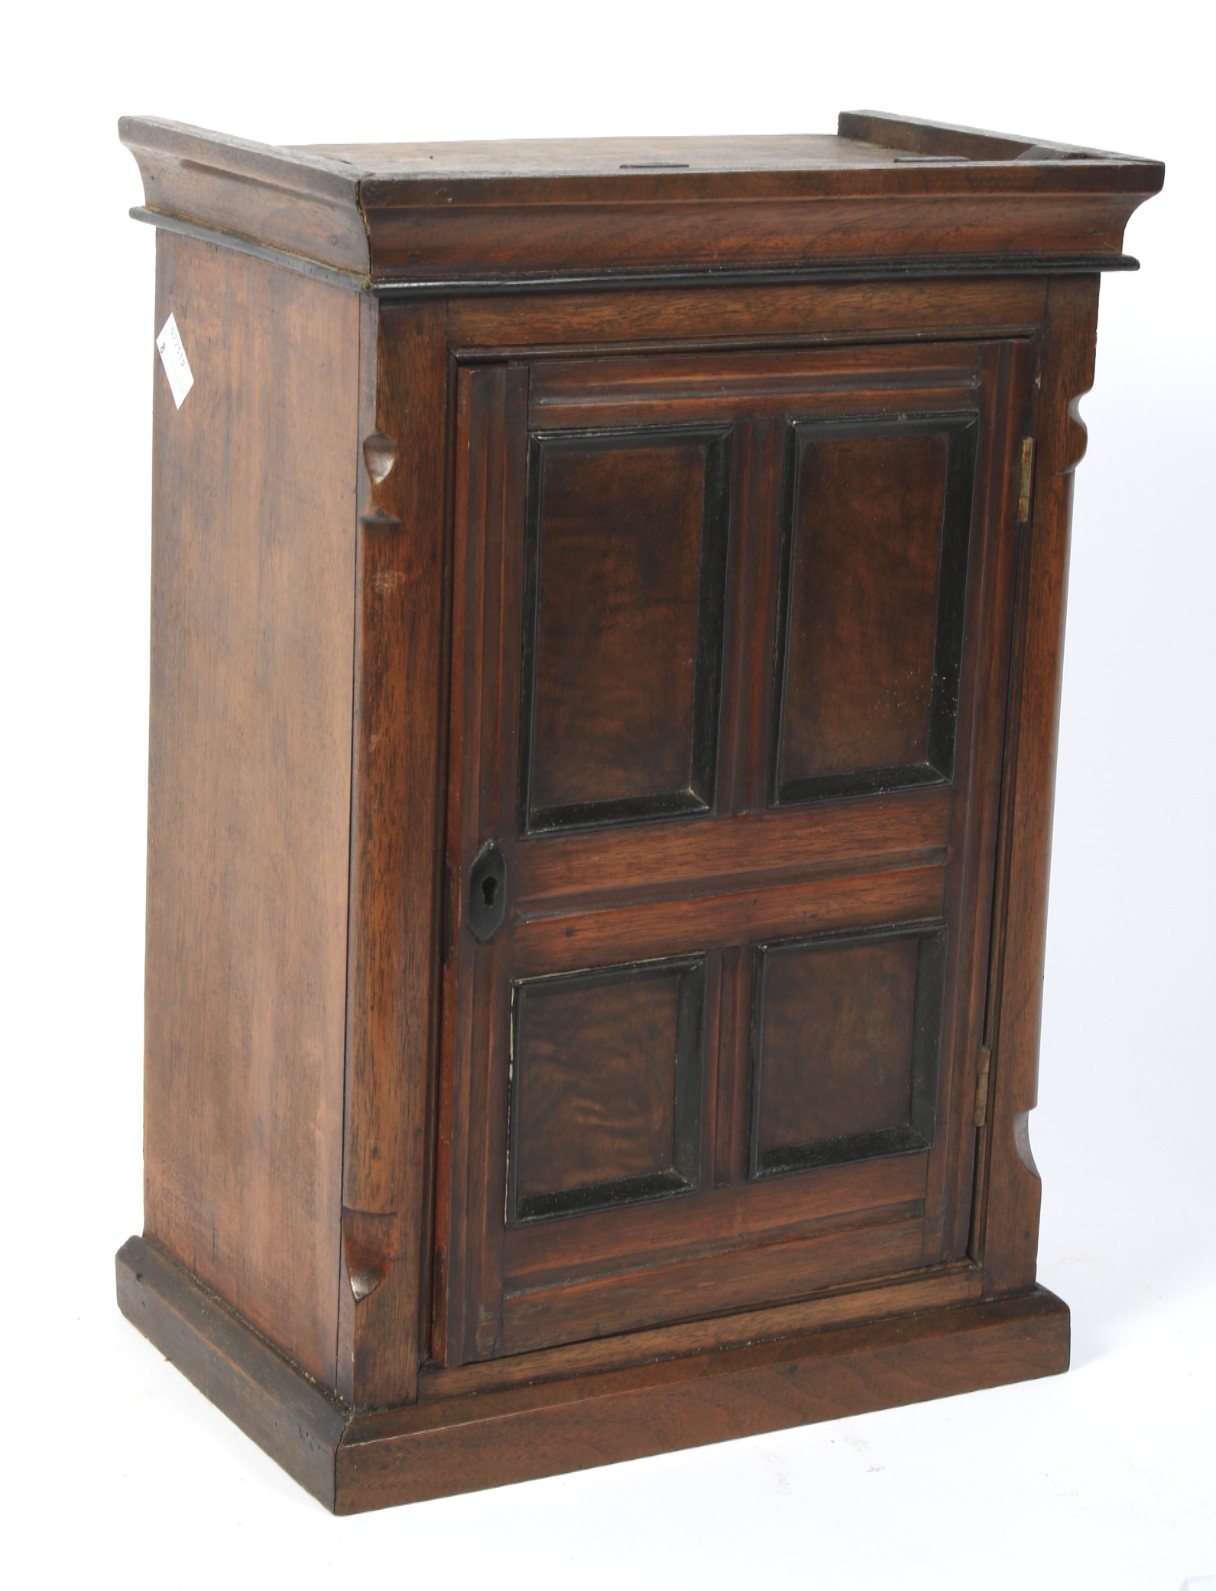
[116,1234,1069,1514]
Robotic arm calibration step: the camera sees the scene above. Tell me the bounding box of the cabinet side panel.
[143,232,359,1384]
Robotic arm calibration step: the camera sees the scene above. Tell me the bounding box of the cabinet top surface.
[298,130,904,179]
[120,110,1163,286]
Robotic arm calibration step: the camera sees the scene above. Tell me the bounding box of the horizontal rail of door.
[528,341,989,421]
[509,862,946,974]
[511,785,951,912]
[499,1207,931,1356]
[503,1152,929,1290]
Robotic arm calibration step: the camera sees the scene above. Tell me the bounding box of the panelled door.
[435,339,1030,1366]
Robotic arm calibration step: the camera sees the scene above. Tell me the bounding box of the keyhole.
[469,843,506,942]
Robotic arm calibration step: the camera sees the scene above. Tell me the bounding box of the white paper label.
[156,313,194,409]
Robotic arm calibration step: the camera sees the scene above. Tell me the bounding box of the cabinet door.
[435,340,1030,1365]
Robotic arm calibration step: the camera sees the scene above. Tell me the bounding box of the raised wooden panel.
[773,415,977,804]
[508,958,704,1222]
[521,428,730,831]
[751,923,946,1177]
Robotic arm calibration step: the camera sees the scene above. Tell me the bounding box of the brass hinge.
[1016,437,1035,524]
[974,1044,992,1128]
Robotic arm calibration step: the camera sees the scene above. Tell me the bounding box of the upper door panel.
[774,413,977,803]
[522,426,731,832]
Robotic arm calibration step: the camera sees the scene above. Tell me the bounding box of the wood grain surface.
[120,113,1162,285]
[116,1234,1069,1515]
[435,337,1027,1366]
[142,233,357,1384]
[120,114,1159,1510]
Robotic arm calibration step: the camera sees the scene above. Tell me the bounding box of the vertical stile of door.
[740,417,788,817]
[714,410,786,1189]
[435,362,532,1364]
[921,339,1033,1264]
[433,363,496,1365]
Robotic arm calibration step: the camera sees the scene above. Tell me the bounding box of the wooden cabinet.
[116,110,1163,1513]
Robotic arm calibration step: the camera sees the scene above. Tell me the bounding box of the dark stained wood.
[447,277,1051,354]
[419,1262,985,1400]
[522,427,729,829]
[301,131,897,177]
[529,340,988,419]
[774,417,975,800]
[119,116,368,274]
[510,958,704,1221]
[142,232,356,1385]
[716,949,753,1186]
[919,339,1033,1266]
[723,420,781,814]
[291,191,1156,283]
[499,1213,930,1356]
[752,926,942,1173]
[341,1285,1069,1512]
[121,116,1162,288]
[437,334,1041,1367]
[434,363,532,1365]
[117,1236,348,1509]
[515,973,682,1202]
[120,115,1158,1511]
[976,277,1101,1298]
[338,301,450,1407]
[117,1232,1068,1516]
[511,786,951,908]
[837,109,1105,162]
[503,1142,927,1284]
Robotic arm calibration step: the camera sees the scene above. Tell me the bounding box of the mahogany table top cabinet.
[115,110,1162,1514]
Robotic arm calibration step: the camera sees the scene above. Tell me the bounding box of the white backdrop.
[2,4,1211,1585]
